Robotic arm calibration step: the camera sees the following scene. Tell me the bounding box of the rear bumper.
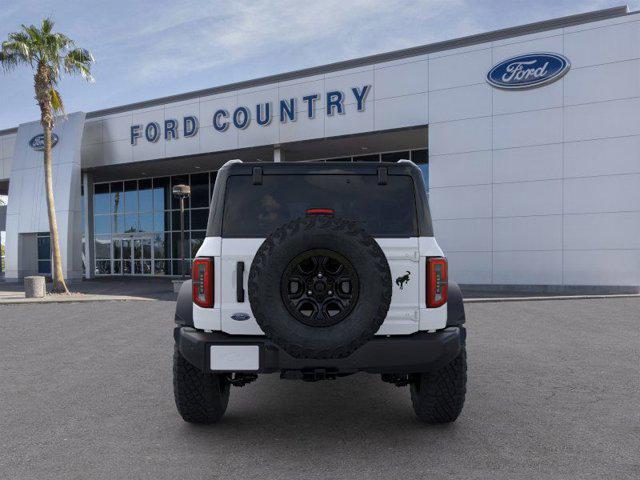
[174,326,464,375]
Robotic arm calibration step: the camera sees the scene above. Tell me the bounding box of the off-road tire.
[410,345,467,424]
[248,215,392,359]
[173,345,230,424]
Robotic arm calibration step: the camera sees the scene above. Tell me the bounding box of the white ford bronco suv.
[173,159,467,424]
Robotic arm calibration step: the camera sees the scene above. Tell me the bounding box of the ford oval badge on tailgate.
[231,312,251,321]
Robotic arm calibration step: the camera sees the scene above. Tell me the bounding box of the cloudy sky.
[0,0,637,130]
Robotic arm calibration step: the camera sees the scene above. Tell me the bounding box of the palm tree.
[0,18,93,293]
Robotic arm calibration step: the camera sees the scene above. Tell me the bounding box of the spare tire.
[248,215,392,359]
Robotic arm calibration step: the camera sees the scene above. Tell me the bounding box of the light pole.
[172,184,191,279]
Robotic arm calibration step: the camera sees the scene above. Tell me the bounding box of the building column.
[82,172,94,279]
[274,146,283,163]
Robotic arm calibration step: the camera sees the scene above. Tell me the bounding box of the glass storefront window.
[124,180,138,213]
[94,183,110,214]
[171,210,189,231]
[138,179,153,213]
[139,214,153,232]
[190,209,208,230]
[112,214,124,234]
[190,173,209,208]
[111,182,123,215]
[94,215,111,235]
[124,214,138,233]
[95,236,110,259]
[153,212,166,232]
[37,232,51,275]
[153,177,170,212]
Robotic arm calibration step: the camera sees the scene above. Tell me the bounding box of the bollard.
[24,276,46,298]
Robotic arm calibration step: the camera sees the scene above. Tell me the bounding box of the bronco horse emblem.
[395,271,411,290]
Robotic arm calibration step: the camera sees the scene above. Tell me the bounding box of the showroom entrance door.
[113,234,154,275]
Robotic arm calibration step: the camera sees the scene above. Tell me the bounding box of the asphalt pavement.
[1,297,638,479]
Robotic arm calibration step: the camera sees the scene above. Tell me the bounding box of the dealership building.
[1,5,639,292]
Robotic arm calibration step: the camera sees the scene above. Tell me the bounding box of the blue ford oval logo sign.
[29,133,59,151]
[231,312,251,321]
[487,53,570,90]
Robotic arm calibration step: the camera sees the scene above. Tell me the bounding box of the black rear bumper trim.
[174,326,463,375]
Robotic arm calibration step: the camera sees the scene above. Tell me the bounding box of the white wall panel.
[102,114,133,143]
[564,136,640,178]
[564,97,640,142]
[433,218,492,252]
[199,125,239,153]
[279,110,325,143]
[493,251,563,284]
[82,120,102,145]
[429,150,492,188]
[564,211,640,250]
[493,80,563,115]
[325,103,374,137]
[1,134,16,160]
[199,94,237,130]
[493,215,563,251]
[429,184,492,220]
[278,77,325,113]
[374,60,427,100]
[493,180,562,217]
[428,48,492,91]
[324,68,374,107]
[493,108,562,149]
[429,83,491,123]
[429,116,491,155]
[493,143,563,183]
[564,60,640,106]
[564,174,640,214]
[102,139,132,164]
[564,250,640,285]
[238,115,280,149]
[373,93,427,131]
[446,251,492,284]
[564,20,640,68]
[492,34,563,62]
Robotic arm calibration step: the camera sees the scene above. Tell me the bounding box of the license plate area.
[209,345,259,371]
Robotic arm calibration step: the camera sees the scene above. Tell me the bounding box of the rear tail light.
[427,257,448,308]
[192,258,214,308]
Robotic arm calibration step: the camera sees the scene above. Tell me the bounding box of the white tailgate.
[375,238,421,335]
[220,238,266,335]
[201,236,447,335]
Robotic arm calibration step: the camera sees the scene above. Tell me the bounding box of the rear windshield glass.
[222,174,418,237]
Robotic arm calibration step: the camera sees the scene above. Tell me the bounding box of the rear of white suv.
[173,160,466,425]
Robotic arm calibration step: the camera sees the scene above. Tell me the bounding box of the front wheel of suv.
[409,345,467,424]
[173,345,230,424]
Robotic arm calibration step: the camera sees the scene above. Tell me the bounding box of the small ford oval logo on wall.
[487,53,570,90]
[29,133,59,151]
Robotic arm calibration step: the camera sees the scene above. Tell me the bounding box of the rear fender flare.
[175,280,193,327]
[446,280,465,327]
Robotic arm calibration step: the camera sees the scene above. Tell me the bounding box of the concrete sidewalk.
[0,277,178,304]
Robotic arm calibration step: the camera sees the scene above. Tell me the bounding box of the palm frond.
[64,47,94,82]
[41,17,55,34]
[50,87,64,114]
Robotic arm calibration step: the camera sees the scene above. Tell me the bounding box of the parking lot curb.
[0,295,154,305]
[464,294,640,303]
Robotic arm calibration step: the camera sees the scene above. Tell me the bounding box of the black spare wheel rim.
[281,249,359,327]
[249,216,392,359]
